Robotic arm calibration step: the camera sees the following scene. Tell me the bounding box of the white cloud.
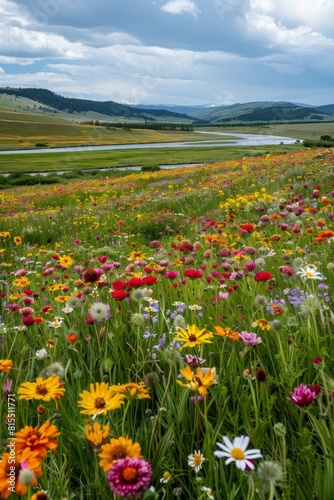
[161,0,200,18]
[245,11,334,52]
[254,0,334,31]
[0,0,86,60]
[0,56,37,65]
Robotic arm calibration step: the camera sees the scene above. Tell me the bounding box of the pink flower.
[184,354,206,366]
[279,266,295,276]
[165,271,179,280]
[239,331,262,345]
[244,262,257,272]
[288,384,321,407]
[107,458,152,498]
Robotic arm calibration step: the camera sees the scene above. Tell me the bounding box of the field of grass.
[0,144,301,176]
[0,108,210,151]
[0,148,333,499]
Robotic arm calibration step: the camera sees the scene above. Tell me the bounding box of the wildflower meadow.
[0,148,334,499]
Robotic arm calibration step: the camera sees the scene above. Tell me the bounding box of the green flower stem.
[121,399,131,437]
[149,363,173,453]
[249,379,260,429]
[268,481,275,500]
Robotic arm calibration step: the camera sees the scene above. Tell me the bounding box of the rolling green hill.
[189,101,334,123]
[314,104,334,115]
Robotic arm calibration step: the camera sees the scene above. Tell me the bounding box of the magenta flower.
[288,384,321,407]
[279,266,295,276]
[244,262,257,272]
[107,457,152,498]
[165,271,179,280]
[239,331,262,345]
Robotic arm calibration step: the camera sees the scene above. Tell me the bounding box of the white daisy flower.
[214,435,262,471]
[187,450,205,472]
[201,486,214,499]
[296,265,324,280]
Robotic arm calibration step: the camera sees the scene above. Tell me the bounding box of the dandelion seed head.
[257,461,283,484]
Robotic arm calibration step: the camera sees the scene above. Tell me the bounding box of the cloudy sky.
[0,0,333,105]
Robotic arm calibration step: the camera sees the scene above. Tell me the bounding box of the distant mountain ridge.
[0,87,192,122]
[1,87,333,124]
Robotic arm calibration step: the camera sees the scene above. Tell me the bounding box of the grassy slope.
[0,108,209,151]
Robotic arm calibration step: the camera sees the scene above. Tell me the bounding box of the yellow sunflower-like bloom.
[58,255,74,268]
[18,376,65,403]
[177,365,217,396]
[110,382,151,400]
[15,420,60,459]
[0,448,43,499]
[78,382,125,417]
[128,251,146,261]
[252,318,271,331]
[98,436,143,472]
[12,277,30,288]
[85,422,110,453]
[173,324,213,350]
[214,326,240,341]
[0,360,13,373]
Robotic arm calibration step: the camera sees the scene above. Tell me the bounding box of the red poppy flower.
[126,278,143,289]
[240,224,255,232]
[111,280,127,290]
[254,271,273,282]
[112,290,130,301]
[184,269,203,279]
[141,276,157,285]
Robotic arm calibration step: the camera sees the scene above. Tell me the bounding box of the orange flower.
[15,420,60,459]
[67,333,77,343]
[0,360,13,373]
[13,236,22,245]
[271,304,283,315]
[214,326,240,341]
[0,448,43,498]
[99,436,143,472]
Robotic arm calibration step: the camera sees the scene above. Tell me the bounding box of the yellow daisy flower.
[78,382,125,417]
[110,382,150,400]
[18,376,65,403]
[177,366,217,396]
[173,324,213,350]
[85,422,110,453]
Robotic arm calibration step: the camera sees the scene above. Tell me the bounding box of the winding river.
[0,131,298,155]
